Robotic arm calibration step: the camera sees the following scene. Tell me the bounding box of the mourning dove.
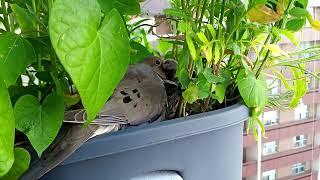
[21,56,168,180]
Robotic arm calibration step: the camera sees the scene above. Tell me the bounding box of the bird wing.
[64,109,128,125]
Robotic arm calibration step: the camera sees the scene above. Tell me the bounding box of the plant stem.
[1,0,10,31]
[253,34,272,70]
[198,0,208,30]
[181,0,185,10]
[255,0,295,77]
[195,0,202,20]
[210,0,215,24]
[217,0,226,38]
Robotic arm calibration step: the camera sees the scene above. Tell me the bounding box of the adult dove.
[21,56,168,180]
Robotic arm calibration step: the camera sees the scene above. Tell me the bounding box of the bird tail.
[21,124,116,180]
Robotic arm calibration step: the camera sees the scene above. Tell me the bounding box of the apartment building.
[243,1,320,179]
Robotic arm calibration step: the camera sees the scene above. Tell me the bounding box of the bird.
[21,56,168,180]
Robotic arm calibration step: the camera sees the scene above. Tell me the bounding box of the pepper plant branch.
[255,0,295,77]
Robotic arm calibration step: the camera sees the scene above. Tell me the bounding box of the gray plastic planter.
[42,104,248,180]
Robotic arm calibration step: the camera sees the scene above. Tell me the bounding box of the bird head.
[142,56,166,80]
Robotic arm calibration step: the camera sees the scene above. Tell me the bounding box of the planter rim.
[61,103,249,165]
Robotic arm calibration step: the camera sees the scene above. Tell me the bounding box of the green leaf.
[247,4,281,24]
[206,24,216,39]
[0,148,30,180]
[306,13,320,31]
[156,40,172,55]
[14,94,64,156]
[279,29,299,46]
[296,0,308,9]
[10,4,37,34]
[289,7,308,18]
[186,34,197,60]
[0,80,15,177]
[286,18,306,32]
[50,1,130,122]
[130,41,152,64]
[197,32,209,44]
[177,44,190,89]
[213,84,226,103]
[97,0,140,15]
[202,68,225,83]
[164,8,192,20]
[237,70,268,109]
[177,21,187,32]
[182,83,199,104]
[289,65,307,108]
[0,33,36,87]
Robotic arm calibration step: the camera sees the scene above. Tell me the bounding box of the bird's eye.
[155,60,161,65]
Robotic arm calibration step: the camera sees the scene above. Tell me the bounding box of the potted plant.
[0,0,319,179]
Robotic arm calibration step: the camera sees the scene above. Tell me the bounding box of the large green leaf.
[0,80,15,177]
[0,33,36,87]
[49,0,130,122]
[237,70,268,109]
[97,0,140,15]
[0,148,30,180]
[14,94,64,156]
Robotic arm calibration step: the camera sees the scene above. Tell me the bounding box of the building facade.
[243,1,320,179]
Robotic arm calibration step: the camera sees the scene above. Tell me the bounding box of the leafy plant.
[0,0,141,178]
[160,0,320,137]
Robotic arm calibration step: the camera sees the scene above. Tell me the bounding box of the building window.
[262,170,276,180]
[294,134,307,148]
[292,163,305,175]
[263,111,279,126]
[294,104,309,120]
[267,79,280,95]
[263,141,278,156]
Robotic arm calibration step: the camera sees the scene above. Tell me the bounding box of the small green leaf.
[50,1,130,122]
[14,93,64,156]
[289,65,307,108]
[307,13,320,31]
[286,18,306,32]
[237,70,268,109]
[296,0,308,8]
[206,24,216,39]
[10,4,37,34]
[0,33,36,87]
[177,45,190,89]
[279,29,299,46]
[0,80,15,177]
[213,84,226,103]
[0,148,30,180]
[186,34,197,60]
[247,4,281,24]
[97,0,140,15]
[197,32,209,44]
[164,8,192,20]
[130,41,152,64]
[289,7,308,18]
[202,68,225,83]
[156,40,172,55]
[182,83,199,104]
[177,21,187,32]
